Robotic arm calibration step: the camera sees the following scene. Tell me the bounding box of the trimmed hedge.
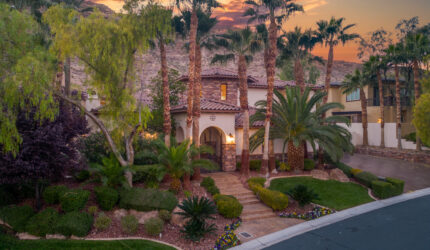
[304,159,316,171]
[335,162,353,177]
[372,177,405,199]
[213,194,243,218]
[94,186,119,211]
[59,189,90,212]
[386,177,405,195]
[25,208,59,237]
[0,205,34,232]
[350,168,363,176]
[43,185,68,205]
[201,177,220,196]
[247,177,266,187]
[55,211,93,237]
[144,217,164,236]
[119,188,177,212]
[249,183,288,211]
[354,171,378,188]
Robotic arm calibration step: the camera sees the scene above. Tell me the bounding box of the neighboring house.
[326,79,415,136]
[171,68,321,171]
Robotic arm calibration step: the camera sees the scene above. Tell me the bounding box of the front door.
[200,127,223,171]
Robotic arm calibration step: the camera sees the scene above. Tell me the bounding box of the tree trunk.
[413,60,421,151]
[269,139,276,173]
[192,43,202,181]
[287,140,304,172]
[261,14,277,175]
[238,55,250,177]
[64,57,71,96]
[360,88,369,146]
[56,60,64,91]
[377,70,385,148]
[160,38,171,147]
[294,58,305,93]
[395,64,402,149]
[323,44,334,105]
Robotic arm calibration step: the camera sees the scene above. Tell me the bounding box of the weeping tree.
[250,87,353,171]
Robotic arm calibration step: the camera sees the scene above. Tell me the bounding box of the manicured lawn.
[0,234,175,250]
[269,177,374,211]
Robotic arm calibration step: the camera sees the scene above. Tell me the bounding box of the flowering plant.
[279,206,335,220]
[213,219,242,250]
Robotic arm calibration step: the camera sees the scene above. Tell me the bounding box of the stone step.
[217,184,244,190]
[241,204,273,216]
[237,197,260,205]
[241,211,277,222]
[222,190,253,196]
[235,193,256,200]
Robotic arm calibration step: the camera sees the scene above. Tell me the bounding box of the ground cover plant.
[270,177,373,210]
[279,206,335,220]
[119,187,177,212]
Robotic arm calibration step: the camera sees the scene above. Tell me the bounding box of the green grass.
[269,177,374,211]
[0,233,175,250]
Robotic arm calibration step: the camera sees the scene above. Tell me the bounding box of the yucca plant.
[175,196,217,241]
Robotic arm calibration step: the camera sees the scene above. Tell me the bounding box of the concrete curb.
[231,187,430,250]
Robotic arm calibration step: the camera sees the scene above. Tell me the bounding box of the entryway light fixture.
[227,133,235,144]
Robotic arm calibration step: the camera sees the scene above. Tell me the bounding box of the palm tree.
[404,32,430,151]
[211,27,262,178]
[250,87,353,171]
[244,0,303,175]
[315,17,359,105]
[341,69,371,146]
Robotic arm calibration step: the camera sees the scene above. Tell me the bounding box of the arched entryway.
[200,127,224,170]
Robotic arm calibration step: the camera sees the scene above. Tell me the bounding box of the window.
[346,88,360,101]
[220,84,227,100]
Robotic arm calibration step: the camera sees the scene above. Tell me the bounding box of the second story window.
[220,84,227,100]
[346,88,360,102]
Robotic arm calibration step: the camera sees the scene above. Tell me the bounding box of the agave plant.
[175,196,217,241]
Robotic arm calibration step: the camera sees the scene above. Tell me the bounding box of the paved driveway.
[265,194,430,250]
[342,153,430,191]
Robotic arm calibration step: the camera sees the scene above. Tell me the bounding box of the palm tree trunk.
[238,55,250,177]
[377,70,385,148]
[413,60,421,151]
[294,58,305,93]
[395,64,402,149]
[323,43,334,105]
[192,43,202,181]
[160,38,171,147]
[287,140,304,172]
[261,14,277,175]
[269,140,276,173]
[360,88,369,146]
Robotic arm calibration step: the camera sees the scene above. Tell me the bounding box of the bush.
[94,213,112,231]
[250,160,262,171]
[25,208,59,237]
[43,185,68,205]
[206,185,220,196]
[59,189,90,212]
[213,194,243,218]
[78,132,110,164]
[386,177,405,195]
[250,183,288,210]
[55,211,93,237]
[289,185,319,207]
[119,188,178,212]
[94,186,119,211]
[121,215,139,235]
[304,159,316,171]
[201,177,215,189]
[144,217,164,236]
[350,168,363,176]
[336,162,352,177]
[279,162,291,171]
[158,210,171,222]
[371,180,395,199]
[74,170,90,182]
[354,171,378,188]
[88,206,98,216]
[0,205,34,232]
[132,165,165,187]
[247,177,266,187]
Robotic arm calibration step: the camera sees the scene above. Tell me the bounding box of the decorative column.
[222,143,236,172]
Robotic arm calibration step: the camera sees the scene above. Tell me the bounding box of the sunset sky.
[92,0,430,62]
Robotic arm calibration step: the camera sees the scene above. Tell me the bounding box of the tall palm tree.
[341,69,371,146]
[250,87,353,171]
[244,0,303,175]
[404,32,430,151]
[211,27,262,178]
[316,17,359,105]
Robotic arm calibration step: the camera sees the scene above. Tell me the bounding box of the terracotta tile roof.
[171,98,240,113]
[235,107,265,128]
[178,67,259,82]
[250,78,324,90]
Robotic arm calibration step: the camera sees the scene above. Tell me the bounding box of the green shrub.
[88,206,98,216]
[119,188,178,212]
[386,177,405,195]
[247,177,266,187]
[78,132,110,164]
[25,208,59,237]
[158,210,172,222]
[132,165,165,187]
[74,170,90,182]
[94,213,112,231]
[43,185,68,205]
[354,171,378,188]
[279,162,291,171]
[121,215,139,235]
[200,177,215,189]
[0,205,34,232]
[94,186,119,211]
[55,211,93,237]
[213,194,243,218]
[304,159,316,171]
[206,185,220,196]
[288,184,319,207]
[350,168,363,176]
[371,180,395,199]
[250,160,262,171]
[59,189,90,212]
[249,183,288,210]
[144,217,164,236]
[336,162,353,177]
